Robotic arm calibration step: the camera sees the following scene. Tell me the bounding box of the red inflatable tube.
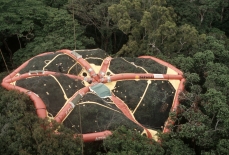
[54,86,90,123]
[163,78,185,133]
[99,56,112,78]
[36,52,54,57]
[57,49,100,81]
[109,73,183,81]
[2,52,54,83]
[1,82,47,118]
[54,101,75,123]
[4,71,83,84]
[81,130,112,142]
[55,130,112,142]
[99,73,183,83]
[1,49,186,142]
[2,61,30,83]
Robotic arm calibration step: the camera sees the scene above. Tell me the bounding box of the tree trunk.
[2,39,14,68]
[114,32,116,53]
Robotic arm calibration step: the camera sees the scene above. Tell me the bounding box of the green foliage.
[204,62,229,97]
[40,0,68,8]
[69,0,120,53]
[0,0,94,67]
[1,0,229,154]
[99,126,164,155]
[0,0,41,38]
[108,0,205,57]
[166,0,229,33]
[0,88,82,155]
[199,36,229,65]
[12,6,94,66]
[98,126,197,155]
[170,55,194,72]
[217,139,229,154]
[0,0,46,67]
[162,138,195,155]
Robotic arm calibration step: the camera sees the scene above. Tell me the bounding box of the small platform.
[89,83,111,98]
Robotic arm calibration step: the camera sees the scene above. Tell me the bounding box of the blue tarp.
[89,83,111,98]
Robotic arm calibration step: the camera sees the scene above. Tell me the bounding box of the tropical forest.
[0,0,229,154]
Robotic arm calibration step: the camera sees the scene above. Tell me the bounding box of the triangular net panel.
[1,49,185,142]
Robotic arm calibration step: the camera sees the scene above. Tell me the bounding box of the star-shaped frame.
[1,49,185,142]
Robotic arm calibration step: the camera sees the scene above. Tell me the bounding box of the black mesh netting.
[44,54,80,74]
[112,80,175,130]
[85,58,103,66]
[19,53,82,75]
[19,53,58,74]
[109,57,167,74]
[16,74,84,116]
[129,58,167,74]
[77,49,108,59]
[63,93,143,134]
[80,49,108,66]
[7,49,183,135]
[134,81,175,129]
[112,80,147,111]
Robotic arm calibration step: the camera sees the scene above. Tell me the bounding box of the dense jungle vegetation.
[0,0,229,154]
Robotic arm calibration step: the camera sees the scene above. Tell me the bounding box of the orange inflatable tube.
[1,50,185,142]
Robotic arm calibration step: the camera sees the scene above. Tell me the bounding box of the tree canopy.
[1,0,229,154]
